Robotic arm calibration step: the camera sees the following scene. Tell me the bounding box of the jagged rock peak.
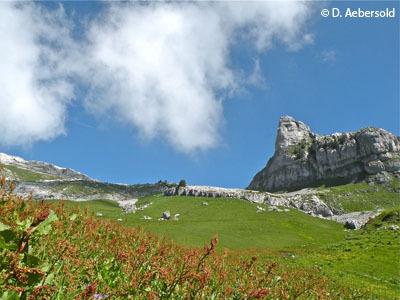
[275,116,313,153]
[248,116,400,192]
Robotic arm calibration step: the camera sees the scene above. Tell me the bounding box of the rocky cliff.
[248,116,400,192]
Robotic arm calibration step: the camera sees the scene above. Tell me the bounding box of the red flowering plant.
[0,176,359,299]
[0,178,58,299]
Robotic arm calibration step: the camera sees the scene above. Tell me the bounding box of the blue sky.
[0,1,399,188]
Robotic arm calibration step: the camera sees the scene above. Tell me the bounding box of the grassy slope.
[53,196,345,250]
[49,195,400,299]
[1,164,60,181]
[318,179,400,213]
[290,223,400,298]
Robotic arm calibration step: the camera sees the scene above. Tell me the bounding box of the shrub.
[178,179,187,188]
[288,137,312,160]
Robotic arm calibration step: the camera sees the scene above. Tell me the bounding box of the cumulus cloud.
[84,4,231,151]
[218,2,313,51]
[0,3,76,146]
[83,1,314,152]
[0,2,314,152]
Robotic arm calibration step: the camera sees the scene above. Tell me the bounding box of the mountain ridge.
[0,152,172,201]
[0,152,92,181]
[248,116,400,192]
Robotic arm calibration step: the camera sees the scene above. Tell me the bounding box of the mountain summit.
[248,116,400,192]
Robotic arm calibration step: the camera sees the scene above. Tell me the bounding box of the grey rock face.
[330,210,382,230]
[164,185,334,217]
[248,116,400,192]
[164,185,269,203]
[302,195,333,217]
[118,199,138,213]
[275,117,312,153]
[364,160,385,174]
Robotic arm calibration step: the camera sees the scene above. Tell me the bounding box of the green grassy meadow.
[288,221,400,299]
[318,180,400,213]
[53,196,346,250]
[48,194,400,299]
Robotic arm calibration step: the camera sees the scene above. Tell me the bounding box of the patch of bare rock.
[164,185,383,229]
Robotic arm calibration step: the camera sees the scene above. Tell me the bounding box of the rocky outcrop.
[164,185,386,228]
[329,210,382,229]
[164,185,270,203]
[164,185,334,217]
[118,199,138,213]
[248,116,400,192]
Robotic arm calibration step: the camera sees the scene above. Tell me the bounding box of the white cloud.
[0,3,75,146]
[84,4,231,151]
[217,2,313,51]
[0,2,314,152]
[84,2,314,152]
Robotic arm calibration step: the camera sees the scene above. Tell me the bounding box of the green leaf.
[1,291,20,300]
[0,235,17,250]
[69,213,78,221]
[24,253,41,267]
[40,262,52,273]
[17,217,33,231]
[27,271,43,286]
[34,210,58,236]
[0,236,7,249]
[0,228,17,250]
[43,272,55,285]
[0,222,10,232]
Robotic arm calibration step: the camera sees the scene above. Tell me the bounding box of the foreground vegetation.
[1,179,359,299]
[1,177,399,299]
[52,194,400,299]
